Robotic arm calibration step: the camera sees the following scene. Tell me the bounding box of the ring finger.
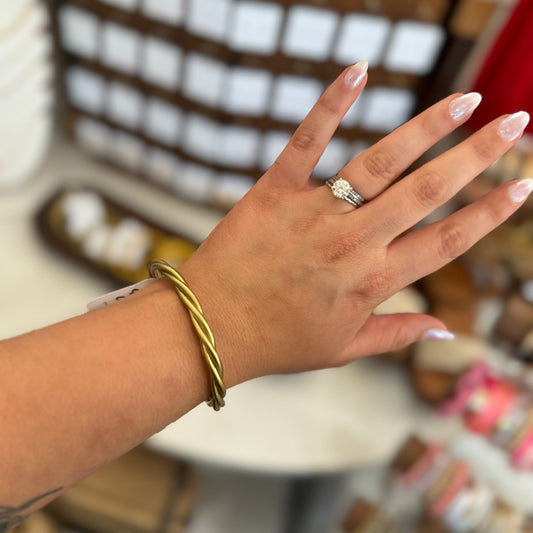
[323,92,482,212]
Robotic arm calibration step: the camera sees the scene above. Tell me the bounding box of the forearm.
[0,278,223,518]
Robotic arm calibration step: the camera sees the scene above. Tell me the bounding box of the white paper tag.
[87,278,156,311]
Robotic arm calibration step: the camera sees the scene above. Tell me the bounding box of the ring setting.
[326,175,366,208]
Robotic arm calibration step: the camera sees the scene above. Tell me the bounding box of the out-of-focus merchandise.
[36,187,198,284]
[373,232,533,482]
[405,243,533,403]
[407,260,496,405]
[46,446,198,533]
[494,283,533,364]
[372,259,497,406]
[438,361,533,473]
[377,247,533,481]
[0,0,54,188]
[390,436,482,533]
[465,225,533,369]
[410,334,490,406]
[52,0,497,210]
[448,0,507,41]
[342,435,532,533]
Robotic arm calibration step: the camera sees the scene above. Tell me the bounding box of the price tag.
[87,278,156,311]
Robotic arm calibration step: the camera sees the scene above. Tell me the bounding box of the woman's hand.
[179,61,531,387]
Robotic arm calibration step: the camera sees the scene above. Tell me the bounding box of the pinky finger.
[388,178,533,291]
[339,313,451,360]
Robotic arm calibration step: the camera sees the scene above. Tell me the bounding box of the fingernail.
[509,178,533,203]
[421,329,455,342]
[498,111,530,142]
[449,92,482,121]
[344,60,368,89]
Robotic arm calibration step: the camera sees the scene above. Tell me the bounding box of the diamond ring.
[326,175,366,208]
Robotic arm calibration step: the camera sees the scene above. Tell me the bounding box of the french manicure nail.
[498,111,530,142]
[449,92,482,121]
[421,329,455,342]
[344,60,369,89]
[509,178,533,203]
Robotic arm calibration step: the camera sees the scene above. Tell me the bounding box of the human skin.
[0,62,531,528]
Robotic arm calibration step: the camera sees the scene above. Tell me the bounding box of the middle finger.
[358,110,530,244]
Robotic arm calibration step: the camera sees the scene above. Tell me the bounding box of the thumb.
[343,313,454,360]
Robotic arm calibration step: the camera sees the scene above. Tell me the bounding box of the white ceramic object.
[0,2,47,62]
[0,0,34,33]
[0,0,53,188]
[0,116,52,187]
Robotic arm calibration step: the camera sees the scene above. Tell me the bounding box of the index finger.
[266,61,368,191]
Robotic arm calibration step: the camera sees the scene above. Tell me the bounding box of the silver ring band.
[326,175,366,208]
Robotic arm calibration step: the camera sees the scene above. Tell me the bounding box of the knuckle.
[486,196,511,223]
[478,190,514,227]
[424,109,456,140]
[356,268,393,304]
[413,170,449,208]
[472,136,499,163]
[388,322,414,350]
[315,93,340,116]
[362,150,397,182]
[364,270,389,294]
[290,126,319,153]
[437,223,469,260]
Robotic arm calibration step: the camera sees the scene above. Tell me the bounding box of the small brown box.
[449,0,498,39]
[47,447,198,533]
[494,294,533,348]
[342,499,379,532]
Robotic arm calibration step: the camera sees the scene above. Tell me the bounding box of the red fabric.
[468,0,533,134]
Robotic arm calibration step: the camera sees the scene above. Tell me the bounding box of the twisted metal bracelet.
[148,259,226,411]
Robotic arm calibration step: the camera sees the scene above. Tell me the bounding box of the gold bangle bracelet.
[148,259,226,411]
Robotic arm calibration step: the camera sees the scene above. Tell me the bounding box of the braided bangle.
[148,259,226,411]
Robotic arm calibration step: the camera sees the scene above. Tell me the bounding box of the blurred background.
[3,0,533,532]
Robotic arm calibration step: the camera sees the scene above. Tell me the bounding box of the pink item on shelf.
[430,463,472,517]
[464,381,518,435]
[511,429,533,470]
[439,360,493,417]
[402,443,444,488]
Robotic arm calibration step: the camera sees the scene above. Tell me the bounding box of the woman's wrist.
[140,269,254,403]
[177,255,269,390]
[138,277,214,411]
